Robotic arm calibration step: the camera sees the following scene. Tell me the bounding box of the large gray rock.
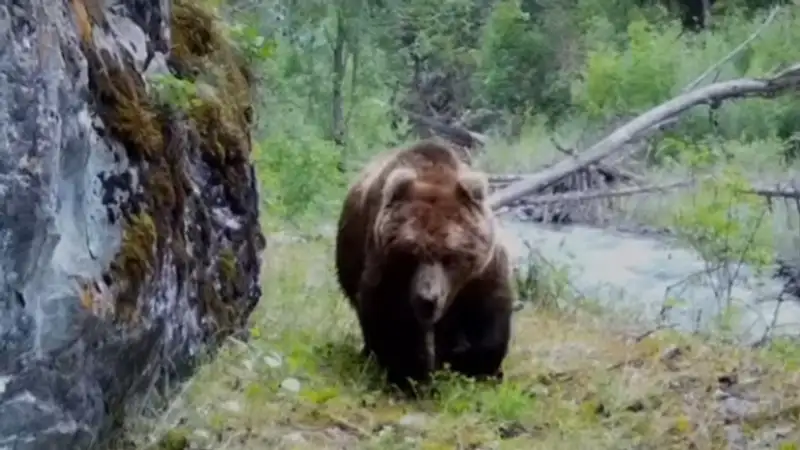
[0,0,265,448]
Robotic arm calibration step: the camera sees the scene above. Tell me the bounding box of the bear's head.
[373,163,497,326]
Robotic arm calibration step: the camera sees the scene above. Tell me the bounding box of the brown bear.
[334,138,515,393]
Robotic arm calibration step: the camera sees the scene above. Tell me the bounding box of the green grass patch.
[120,236,800,450]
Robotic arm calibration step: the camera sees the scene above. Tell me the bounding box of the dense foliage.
[138,0,791,291]
[206,0,795,224]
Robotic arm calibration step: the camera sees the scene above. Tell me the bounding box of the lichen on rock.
[0,0,266,448]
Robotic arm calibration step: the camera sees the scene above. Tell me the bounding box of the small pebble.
[281,431,306,445]
[192,429,211,440]
[242,358,254,372]
[264,352,283,368]
[397,413,428,431]
[222,400,242,413]
[280,377,301,393]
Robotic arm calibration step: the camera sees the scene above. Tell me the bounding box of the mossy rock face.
[0,0,265,447]
[82,0,265,331]
[78,0,265,441]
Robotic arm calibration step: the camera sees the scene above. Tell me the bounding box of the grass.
[122,233,800,450]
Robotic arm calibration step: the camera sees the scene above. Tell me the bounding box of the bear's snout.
[411,263,450,324]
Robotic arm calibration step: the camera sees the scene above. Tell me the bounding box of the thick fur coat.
[334,139,515,392]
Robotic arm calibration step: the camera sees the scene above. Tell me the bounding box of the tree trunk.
[332,9,347,171]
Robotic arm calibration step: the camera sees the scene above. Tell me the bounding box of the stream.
[498,211,800,344]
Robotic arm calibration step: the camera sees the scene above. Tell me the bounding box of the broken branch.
[501,180,695,205]
[490,177,800,206]
[682,5,782,93]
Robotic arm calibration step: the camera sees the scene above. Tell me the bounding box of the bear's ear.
[381,167,416,208]
[457,170,488,204]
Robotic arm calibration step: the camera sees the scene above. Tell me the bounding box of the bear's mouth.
[411,293,446,326]
[413,295,438,321]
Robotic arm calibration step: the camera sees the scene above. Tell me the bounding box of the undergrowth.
[109,1,800,449]
[119,237,800,450]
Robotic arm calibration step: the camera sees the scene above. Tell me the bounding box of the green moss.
[83,48,177,323]
[187,98,249,166]
[198,277,236,333]
[84,50,164,162]
[79,0,257,330]
[171,0,253,166]
[198,247,242,334]
[156,428,190,450]
[146,165,177,212]
[219,248,236,282]
[170,0,219,65]
[187,100,225,161]
[167,0,256,332]
[110,212,156,321]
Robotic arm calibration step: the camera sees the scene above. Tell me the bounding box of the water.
[498,213,800,344]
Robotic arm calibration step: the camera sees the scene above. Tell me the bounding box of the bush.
[254,131,345,226]
[573,18,682,120]
[476,0,574,122]
[572,8,800,149]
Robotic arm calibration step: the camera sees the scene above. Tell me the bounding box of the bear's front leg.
[442,285,513,381]
[358,281,432,395]
[353,308,374,359]
[368,319,432,394]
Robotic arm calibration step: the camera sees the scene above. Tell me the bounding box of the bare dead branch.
[745,181,800,200]
[488,65,800,210]
[507,180,696,205]
[489,176,800,207]
[683,6,782,93]
[488,174,529,184]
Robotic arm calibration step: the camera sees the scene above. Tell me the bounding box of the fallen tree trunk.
[489,174,529,183]
[489,176,800,206]
[488,64,800,210]
[493,180,693,206]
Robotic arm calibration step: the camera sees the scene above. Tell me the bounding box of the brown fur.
[335,138,515,393]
